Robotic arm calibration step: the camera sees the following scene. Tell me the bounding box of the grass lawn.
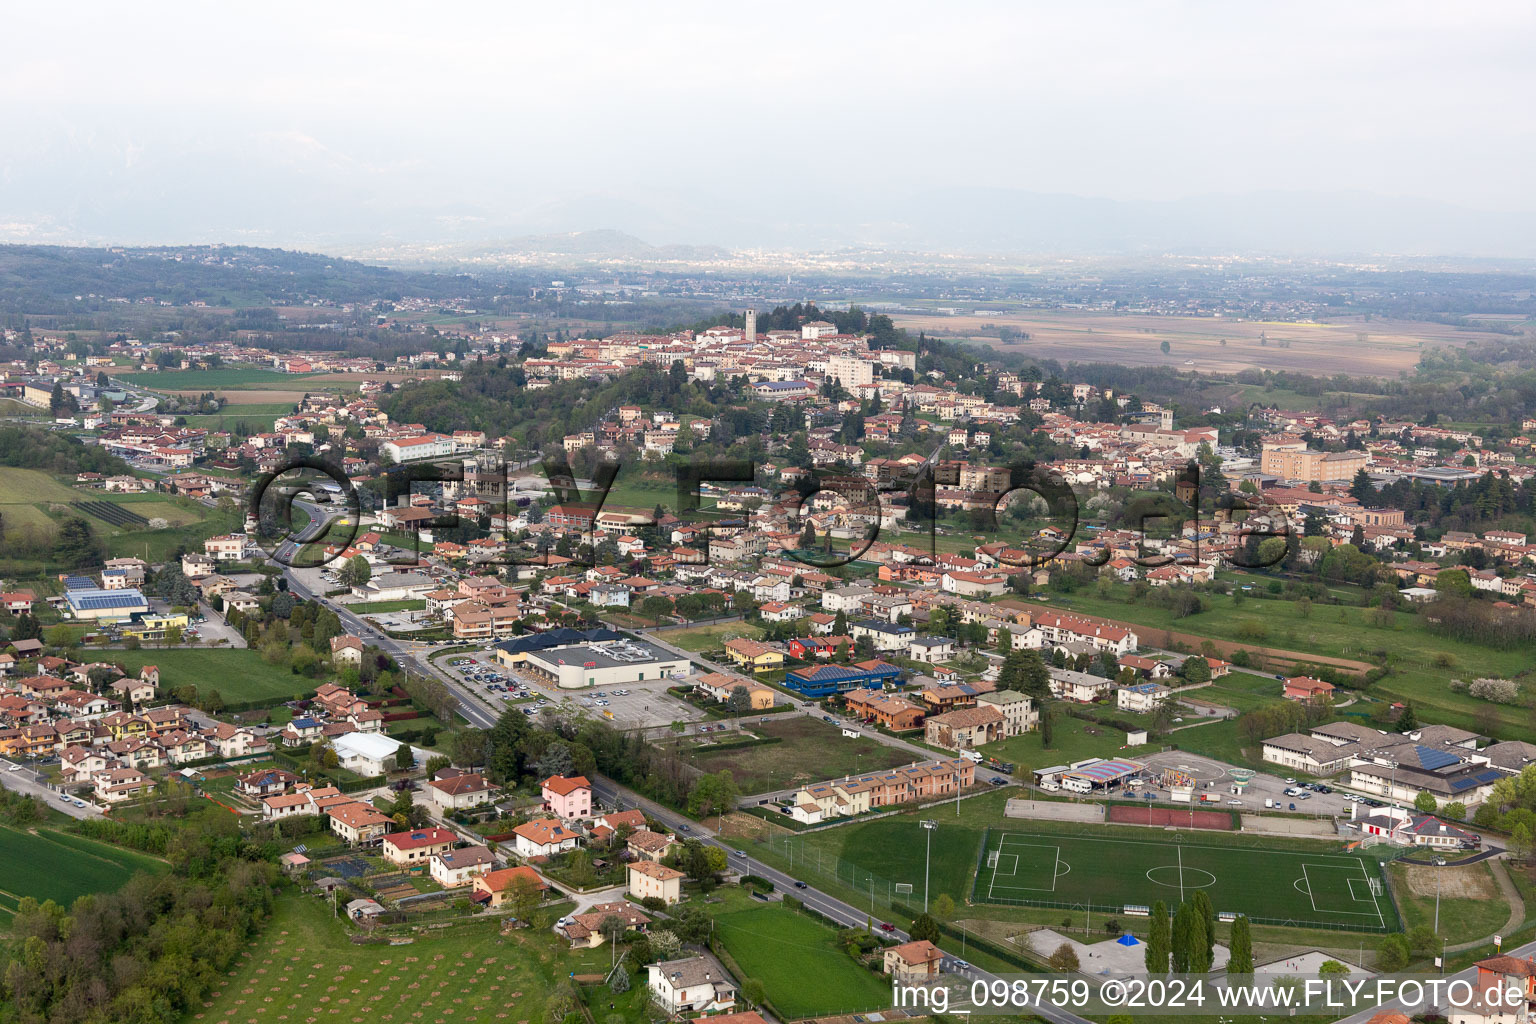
[0,825,167,922]
[1022,587,1534,739]
[658,621,764,652]
[978,707,1132,778]
[0,466,83,504]
[1389,860,1512,942]
[791,814,986,910]
[688,715,915,794]
[122,368,334,389]
[1192,670,1292,713]
[1164,716,1268,769]
[0,466,239,570]
[189,891,596,1024]
[99,498,204,526]
[347,599,428,614]
[713,903,894,1018]
[181,403,297,431]
[108,649,318,705]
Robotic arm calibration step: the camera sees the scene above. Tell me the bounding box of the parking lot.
[1136,750,1357,816]
[438,649,704,729]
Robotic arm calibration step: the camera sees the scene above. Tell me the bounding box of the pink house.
[542,774,593,820]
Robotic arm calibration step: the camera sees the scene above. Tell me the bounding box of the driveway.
[0,758,104,819]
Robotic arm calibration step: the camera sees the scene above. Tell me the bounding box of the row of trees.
[1143,892,1228,974]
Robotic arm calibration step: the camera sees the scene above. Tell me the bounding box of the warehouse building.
[521,638,688,690]
[64,587,150,622]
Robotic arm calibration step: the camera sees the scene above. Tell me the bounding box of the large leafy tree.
[998,649,1051,699]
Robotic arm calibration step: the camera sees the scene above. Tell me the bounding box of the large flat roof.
[526,639,676,671]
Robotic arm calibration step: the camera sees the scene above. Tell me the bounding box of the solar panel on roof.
[63,576,95,589]
[69,590,148,610]
[1414,745,1460,771]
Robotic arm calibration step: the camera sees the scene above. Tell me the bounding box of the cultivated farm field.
[0,826,167,922]
[895,310,1505,377]
[187,894,602,1024]
[115,368,333,390]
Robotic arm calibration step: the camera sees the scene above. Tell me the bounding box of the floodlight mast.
[921,819,938,912]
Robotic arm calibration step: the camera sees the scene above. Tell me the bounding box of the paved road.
[278,500,501,729]
[0,758,104,819]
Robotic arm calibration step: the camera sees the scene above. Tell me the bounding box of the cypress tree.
[1190,890,1216,971]
[1171,902,1193,972]
[1227,916,1254,974]
[1145,900,1171,974]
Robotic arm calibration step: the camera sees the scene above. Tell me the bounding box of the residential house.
[472,865,549,909]
[626,829,677,862]
[93,767,151,803]
[427,772,493,810]
[330,635,365,666]
[237,767,300,797]
[558,901,652,949]
[1117,682,1171,713]
[884,939,944,979]
[382,827,458,869]
[541,775,593,820]
[843,688,925,730]
[430,846,497,888]
[511,817,581,859]
[647,956,737,1015]
[925,705,1006,748]
[1283,676,1336,702]
[722,638,784,673]
[628,860,685,905]
[327,801,393,846]
[975,689,1037,735]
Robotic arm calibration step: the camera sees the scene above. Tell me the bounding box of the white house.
[647,957,738,1015]
[510,817,580,859]
[330,732,403,777]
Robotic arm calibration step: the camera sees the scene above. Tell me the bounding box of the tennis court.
[978,829,1394,930]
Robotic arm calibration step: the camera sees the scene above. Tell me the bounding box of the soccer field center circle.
[1145,864,1218,889]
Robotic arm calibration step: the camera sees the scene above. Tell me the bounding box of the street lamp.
[1433,857,1445,931]
[921,820,938,912]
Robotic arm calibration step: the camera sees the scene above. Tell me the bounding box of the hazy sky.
[4,1,1534,251]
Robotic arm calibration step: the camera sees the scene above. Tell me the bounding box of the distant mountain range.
[344,188,1536,264]
[6,181,1536,262]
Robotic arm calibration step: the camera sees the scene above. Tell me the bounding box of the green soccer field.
[977,829,1395,931]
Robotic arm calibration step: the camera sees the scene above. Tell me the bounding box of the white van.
[959,749,983,763]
